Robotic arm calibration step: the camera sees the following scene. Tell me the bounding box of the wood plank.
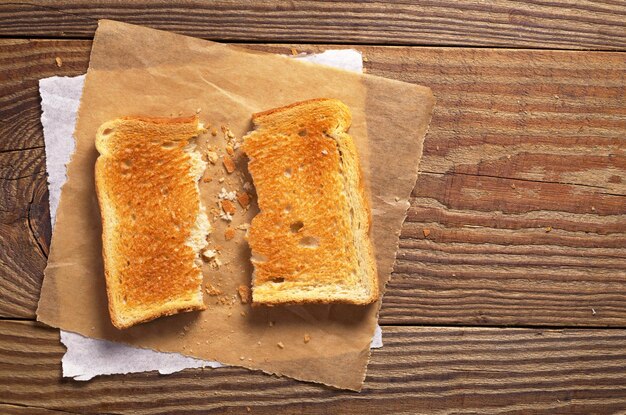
[1,1,626,51]
[2,320,626,414]
[0,40,624,327]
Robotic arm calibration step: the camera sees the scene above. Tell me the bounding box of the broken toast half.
[242,99,378,305]
[95,116,210,329]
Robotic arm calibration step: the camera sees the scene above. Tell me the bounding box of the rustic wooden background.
[1,1,625,414]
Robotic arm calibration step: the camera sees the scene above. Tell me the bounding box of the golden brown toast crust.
[243,98,378,305]
[95,116,207,329]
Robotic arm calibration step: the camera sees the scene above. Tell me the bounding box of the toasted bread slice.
[95,116,210,329]
[242,98,378,305]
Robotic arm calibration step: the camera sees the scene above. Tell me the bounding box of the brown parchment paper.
[37,20,434,391]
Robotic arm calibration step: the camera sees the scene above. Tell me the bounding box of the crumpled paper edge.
[60,330,224,380]
[39,75,82,227]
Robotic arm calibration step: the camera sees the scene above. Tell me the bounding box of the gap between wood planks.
[3,32,625,53]
[3,316,626,331]
[0,402,96,415]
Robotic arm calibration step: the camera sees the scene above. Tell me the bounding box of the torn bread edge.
[94,116,210,329]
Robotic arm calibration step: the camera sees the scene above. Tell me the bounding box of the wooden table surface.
[1,2,625,414]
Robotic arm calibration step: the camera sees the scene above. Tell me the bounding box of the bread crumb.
[55,57,62,67]
[211,129,218,136]
[226,145,234,155]
[221,199,237,215]
[209,256,223,269]
[545,226,552,233]
[304,333,311,343]
[220,125,236,140]
[240,356,245,360]
[394,196,400,202]
[240,311,246,316]
[205,284,222,296]
[218,177,225,183]
[196,108,201,114]
[203,176,212,183]
[224,227,236,240]
[591,206,596,211]
[511,183,516,189]
[257,341,261,346]
[277,342,285,349]
[218,187,237,201]
[237,192,251,208]
[237,285,252,304]
[223,155,236,173]
[206,151,219,164]
[363,56,369,62]
[269,321,274,327]
[202,249,217,260]
[246,407,251,412]
[423,228,431,237]
[219,212,233,222]
[236,223,250,231]
[592,308,596,315]
[290,47,298,55]
[321,149,328,155]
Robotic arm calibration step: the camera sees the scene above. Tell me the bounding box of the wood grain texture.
[2,320,626,414]
[1,1,626,50]
[0,403,80,415]
[357,46,626,327]
[0,40,77,318]
[0,172,49,318]
[0,40,624,327]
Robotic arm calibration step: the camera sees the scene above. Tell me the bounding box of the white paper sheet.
[40,49,381,381]
[39,75,82,227]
